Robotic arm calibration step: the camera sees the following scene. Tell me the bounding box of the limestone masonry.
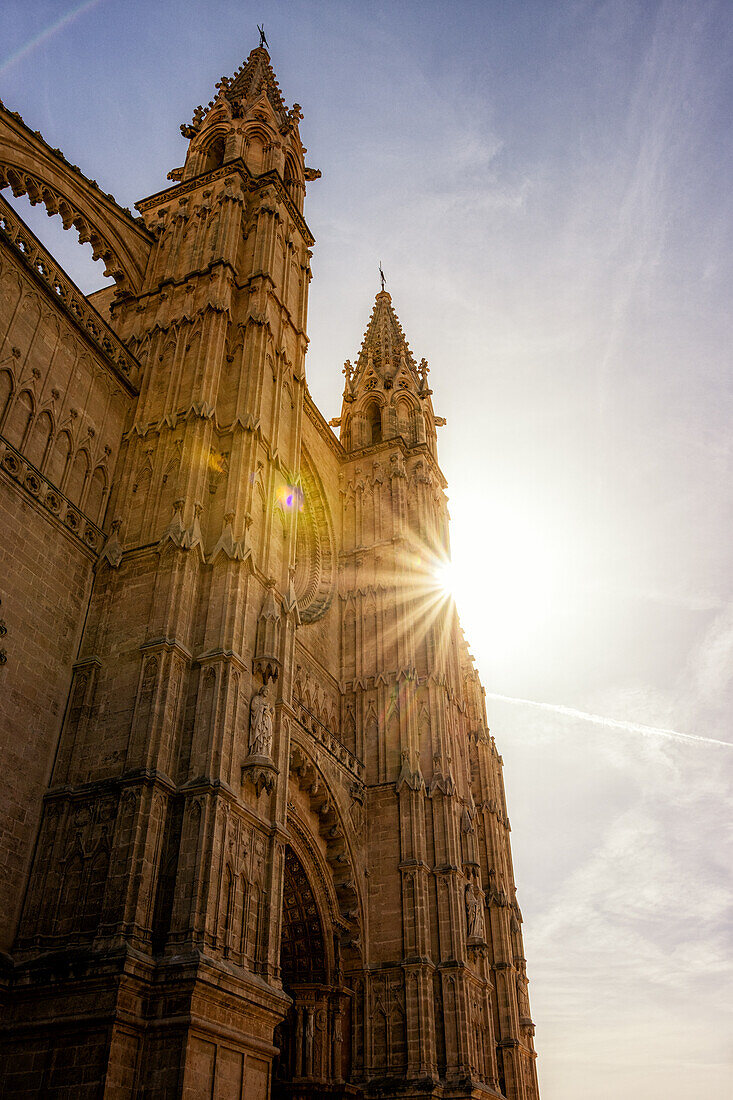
[0,44,540,1099]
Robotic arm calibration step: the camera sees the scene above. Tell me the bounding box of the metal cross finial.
[257,24,269,49]
[379,262,386,293]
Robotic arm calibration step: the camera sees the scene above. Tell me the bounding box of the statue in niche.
[466,882,484,940]
[249,683,274,758]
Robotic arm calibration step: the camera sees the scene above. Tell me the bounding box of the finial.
[257,23,269,49]
[379,261,386,293]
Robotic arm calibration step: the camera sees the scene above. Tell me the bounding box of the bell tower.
[335,289,540,1097]
[9,43,323,1096]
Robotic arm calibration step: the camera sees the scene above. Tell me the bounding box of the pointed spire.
[351,290,420,393]
[177,38,318,208]
[227,45,290,122]
[339,287,439,454]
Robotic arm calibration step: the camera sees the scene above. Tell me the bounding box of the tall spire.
[350,291,424,395]
[226,44,291,122]
[339,290,439,454]
[177,39,320,208]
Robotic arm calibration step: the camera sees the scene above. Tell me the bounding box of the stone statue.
[466,882,484,940]
[249,683,274,757]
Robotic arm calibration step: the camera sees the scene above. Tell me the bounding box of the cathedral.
[0,42,540,1099]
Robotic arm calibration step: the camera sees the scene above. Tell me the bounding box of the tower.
[0,42,539,1100]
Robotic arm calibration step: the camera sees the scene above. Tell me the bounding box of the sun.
[433,557,458,601]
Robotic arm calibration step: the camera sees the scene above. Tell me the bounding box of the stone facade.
[0,45,540,1099]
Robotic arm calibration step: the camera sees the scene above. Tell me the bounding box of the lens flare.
[276,484,304,511]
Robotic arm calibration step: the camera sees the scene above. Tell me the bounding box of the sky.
[2,2,732,1096]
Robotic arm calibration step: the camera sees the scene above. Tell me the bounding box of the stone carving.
[249,684,274,758]
[395,748,424,793]
[466,882,485,941]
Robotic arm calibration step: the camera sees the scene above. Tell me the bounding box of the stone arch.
[274,805,358,1095]
[66,447,90,508]
[25,408,53,468]
[80,843,109,935]
[200,130,227,174]
[0,105,153,294]
[56,849,83,937]
[47,429,71,489]
[244,124,271,175]
[85,464,108,525]
[0,366,12,425]
[293,447,336,624]
[287,745,364,951]
[394,393,417,444]
[4,387,33,449]
[364,397,383,445]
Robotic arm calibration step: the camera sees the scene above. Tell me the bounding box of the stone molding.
[0,195,140,390]
[135,161,315,246]
[0,101,153,295]
[0,433,103,556]
[291,695,365,784]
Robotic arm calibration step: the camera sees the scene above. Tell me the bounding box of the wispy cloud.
[485,691,732,748]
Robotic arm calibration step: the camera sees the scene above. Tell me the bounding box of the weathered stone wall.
[0,203,136,953]
[0,477,92,953]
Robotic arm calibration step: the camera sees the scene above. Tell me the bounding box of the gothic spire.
[349,290,425,397]
[339,290,438,453]
[177,40,319,209]
[226,45,291,123]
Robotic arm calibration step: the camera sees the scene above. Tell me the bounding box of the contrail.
[484,692,732,749]
[0,0,104,77]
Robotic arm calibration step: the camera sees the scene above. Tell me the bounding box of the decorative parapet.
[0,195,140,391]
[292,694,365,784]
[0,101,153,295]
[135,162,315,247]
[0,434,104,555]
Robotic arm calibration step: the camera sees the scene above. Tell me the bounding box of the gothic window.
[0,369,12,426]
[66,448,89,508]
[284,154,301,207]
[222,864,234,955]
[365,401,382,445]
[4,389,33,449]
[80,846,109,934]
[245,131,266,174]
[85,465,107,525]
[395,397,412,444]
[25,410,53,469]
[127,462,152,545]
[152,852,178,954]
[56,852,83,936]
[201,133,226,173]
[47,430,71,489]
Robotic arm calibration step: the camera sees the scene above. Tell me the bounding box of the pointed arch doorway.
[272,844,360,1099]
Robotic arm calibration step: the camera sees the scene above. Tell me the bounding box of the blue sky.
[3,2,732,1097]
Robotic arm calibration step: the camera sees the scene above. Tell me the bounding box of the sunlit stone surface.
[0,41,539,1099]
